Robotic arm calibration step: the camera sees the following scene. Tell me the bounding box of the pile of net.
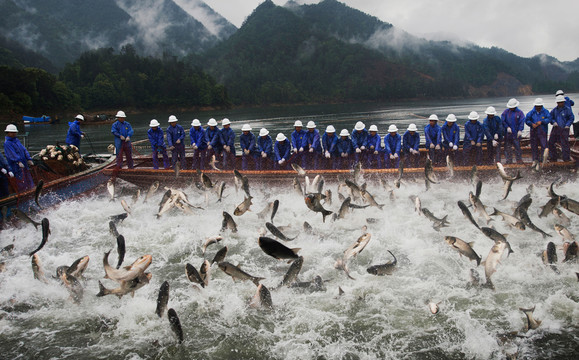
[37,144,89,175]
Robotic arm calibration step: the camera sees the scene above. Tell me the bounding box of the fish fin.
[377,204,385,210]
[252,277,265,286]
[468,241,475,247]
[291,248,301,255]
[96,281,108,297]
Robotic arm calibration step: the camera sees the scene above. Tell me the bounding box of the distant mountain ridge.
[0,0,236,69]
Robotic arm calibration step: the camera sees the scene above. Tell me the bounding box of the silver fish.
[425,157,438,184]
[445,236,481,265]
[234,196,253,216]
[60,272,84,304]
[144,180,159,203]
[218,261,264,286]
[249,284,273,309]
[552,207,570,226]
[293,177,304,196]
[266,222,298,241]
[103,252,152,283]
[366,250,397,275]
[291,163,306,176]
[519,306,541,331]
[202,236,223,254]
[539,197,560,218]
[483,240,508,289]
[490,208,525,230]
[185,263,205,287]
[496,162,522,182]
[446,155,454,178]
[211,246,228,265]
[199,259,211,287]
[107,178,115,200]
[209,154,220,171]
[304,194,333,223]
[469,192,492,224]
[167,308,184,343]
[271,199,279,223]
[215,181,226,202]
[31,254,48,283]
[155,281,170,318]
[121,199,131,215]
[279,256,304,287]
[554,223,574,241]
[458,200,479,229]
[221,211,237,233]
[12,208,40,229]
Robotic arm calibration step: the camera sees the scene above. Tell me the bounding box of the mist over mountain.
[0,0,236,70]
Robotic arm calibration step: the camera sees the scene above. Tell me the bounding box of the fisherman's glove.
[453,145,458,151]
[1,168,6,175]
[18,162,24,168]
[390,154,395,160]
[476,143,481,147]
[492,140,498,147]
[207,145,212,150]
[355,148,361,153]
[262,152,267,158]
[553,123,558,127]
[435,145,441,150]
[8,172,13,177]
[494,134,498,140]
[449,142,454,147]
[278,160,283,165]
[507,127,512,133]
[360,146,366,150]
[125,137,130,142]
[341,153,347,158]
[374,151,378,155]
[120,135,125,140]
[299,147,304,152]
[430,143,435,149]
[176,139,181,144]
[565,126,570,129]
[517,131,522,138]
[81,134,85,139]
[309,148,314,153]
[393,153,399,158]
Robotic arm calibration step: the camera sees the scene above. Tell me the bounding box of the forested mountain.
[197,0,579,105]
[0,0,236,70]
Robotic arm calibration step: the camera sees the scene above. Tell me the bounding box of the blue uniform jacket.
[501,108,525,133]
[564,96,574,108]
[525,108,550,133]
[220,127,236,152]
[322,133,338,155]
[0,151,10,172]
[367,134,382,152]
[337,137,353,155]
[351,129,368,149]
[240,132,257,154]
[304,130,322,152]
[4,136,31,170]
[148,128,166,150]
[274,140,291,161]
[464,121,484,144]
[441,123,460,145]
[257,135,273,156]
[189,127,207,150]
[66,121,83,147]
[424,124,441,147]
[205,127,222,150]
[111,120,134,150]
[550,105,575,127]
[403,131,420,152]
[166,124,185,147]
[291,129,307,151]
[384,134,401,155]
[483,115,504,141]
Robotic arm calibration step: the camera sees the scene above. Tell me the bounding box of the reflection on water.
[24,93,577,155]
[0,170,578,359]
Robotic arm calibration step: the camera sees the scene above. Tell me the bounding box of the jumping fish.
[291,163,306,176]
[116,235,125,269]
[444,236,481,266]
[97,272,151,298]
[202,236,223,254]
[425,157,438,184]
[258,236,300,260]
[266,222,298,241]
[234,196,253,216]
[496,162,522,182]
[490,207,525,230]
[304,194,333,223]
[271,199,279,223]
[211,246,228,265]
[29,218,50,256]
[541,242,559,273]
[539,197,560,218]
[249,284,273,309]
[34,180,44,208]
[121,199,131,215]
[199,259,211,287]
[421,208,449,230]
[446,155,454,178]
[60,272,84,304]
[185,263,205,288]
[144,180,159,203]
[218,261,264,286]
[107,179,115,200]
[483,240,508,289]
[103,252,152,283]
[458,200,479,229]
[554,223,574,241]
[209,154,220,171]
[519,306,541,331]
[31,254,48,283]
[167,308,184,343]
[279,256,304,287]
[12,209,40,229]
[155,281,170,318]
[469,192,492,224]
[221,211,237,233]
[366,250,397,275]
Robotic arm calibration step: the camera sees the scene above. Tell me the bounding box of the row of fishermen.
[138,95,574,170]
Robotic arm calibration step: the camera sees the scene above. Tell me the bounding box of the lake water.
[22,93,577,154]
[2,94,578,359]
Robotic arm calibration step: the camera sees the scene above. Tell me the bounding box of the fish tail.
[476,255,481,267]
[252,277,265,287]
[482,278,495,290]
[96,281,109,297]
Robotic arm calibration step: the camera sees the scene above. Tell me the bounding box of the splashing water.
[0,172,578,359]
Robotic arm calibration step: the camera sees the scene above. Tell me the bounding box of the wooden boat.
[104,139,577,188]
[0,154,115,214]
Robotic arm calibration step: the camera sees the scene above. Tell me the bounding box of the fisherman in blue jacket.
[66,114,85,149]
[239,124,257,170]
[336,129,353,169]
[147,119,169,170]
[4,124,34,191]
[424,114,442,165]
[166,115,186,170]
[274,133,291,170]
[557,90,578,138]
[220,118,236,170]
[111,111,134,169]
[303,121,322,169]
[205,118,222,164]
[403,123,421,168]
[525,98,550,165]
[189,119,207,170]
[291,120,307,168]
[0,149,14,198]
[501,98,525,164]
[351,121,368,165]
[548,95,575,162]
[463,111,484,165]
[322,125,338,169]
[482,106,503,164]
[366,125,383,168]
[441,114,460,164]
[384,125,401,169]
[257,128,273,170]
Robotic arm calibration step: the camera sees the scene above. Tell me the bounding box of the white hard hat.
[207,118,218,126]
[191,119,201,127]
[340,129,350,137]
[468,111,479,120]
[259,128,269,136]
[326,125,336,133]
[354,121,365,131]
[294,120,303,127]
[388,124,398,132]
[533,98,544,106]
[369,125,378,132]
[222,118,231,126]
[115,110,126,118]
[242,124,252,131]
[306,121,316,129]
[485,106,496,115]
[556,90,564,96]
[446,114,457,122]
[4,124,18,133]
[168,115,178,122]
[556,95,566,103]
[276,133,286,142]
[149,119,160,127]
[408,124,418,132]
[507,98,519,108]
[75,114,84,121]
[428,114,439,121]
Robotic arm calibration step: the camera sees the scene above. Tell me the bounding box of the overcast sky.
[203,0,579,62]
